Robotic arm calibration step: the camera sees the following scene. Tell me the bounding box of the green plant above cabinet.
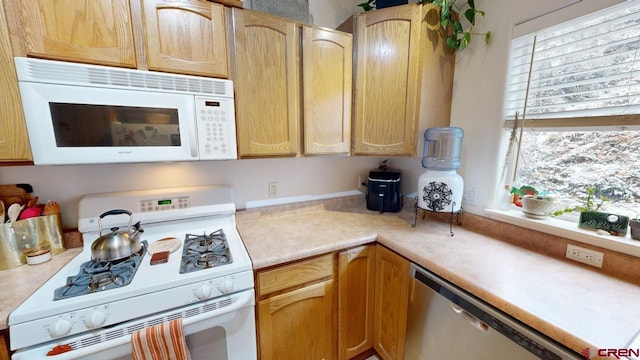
[419,0,491,51]
[357,0,492,52]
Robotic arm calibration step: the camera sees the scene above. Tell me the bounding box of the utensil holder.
[0,214,66,269]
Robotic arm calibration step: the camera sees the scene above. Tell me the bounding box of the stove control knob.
[218,278,234,294]
[49,319,72,338]
[85,311,107,329]
[195,284,212,300]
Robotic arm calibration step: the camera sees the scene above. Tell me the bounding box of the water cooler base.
[412,197,463,236]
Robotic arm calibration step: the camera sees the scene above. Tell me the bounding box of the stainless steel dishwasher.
[404,264,581,360]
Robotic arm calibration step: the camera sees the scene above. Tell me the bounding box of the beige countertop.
[236,204,640,356]
[2,200,639,357]
[0,248,82,329]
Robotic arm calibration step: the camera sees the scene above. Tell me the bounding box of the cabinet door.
[0,0,31,162]
[18,0,135,67]
[230,9,300,157]
[142,0,228,77]
[0,329,9,360]
[302,25,352,155]
[338,245,375,360]
[353,4,422,156]
[374,245,410,360]
[258,279,336,360]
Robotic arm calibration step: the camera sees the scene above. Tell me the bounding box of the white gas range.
[9,185,256,360]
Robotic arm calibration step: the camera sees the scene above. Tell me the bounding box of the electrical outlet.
[566,244,603,268]
[463,186,478,206]
[358,174,368,190]
[268,182,279,198]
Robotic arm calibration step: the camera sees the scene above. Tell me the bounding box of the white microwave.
[14,57,237,165]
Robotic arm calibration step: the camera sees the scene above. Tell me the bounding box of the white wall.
[309,0,362,28]
[1,0,618,228]
[0,157,383,228]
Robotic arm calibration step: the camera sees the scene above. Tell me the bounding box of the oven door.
[17,81,199,165]
[12,289,257,360]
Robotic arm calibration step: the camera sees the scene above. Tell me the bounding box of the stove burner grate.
[180,229,232,274]
[53,241,148,300]
[89,273,125,291]
[195,252,230,268]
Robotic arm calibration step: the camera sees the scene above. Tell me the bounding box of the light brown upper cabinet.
[11,0,229,77]
[228,8,300,158]
[142,0,228,77]
[0,0,31,162]
[15,0,136,67]
[228,8,352,158]
[339,4,454,156]
[302,25,352,155]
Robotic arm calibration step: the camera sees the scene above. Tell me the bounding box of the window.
[502,0,640,218]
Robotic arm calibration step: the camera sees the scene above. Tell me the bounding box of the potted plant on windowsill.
[553,186,630,236]
[521,195,555,219]
[508,185,555,219]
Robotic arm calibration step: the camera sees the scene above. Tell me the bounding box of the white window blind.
[504,0,640,127]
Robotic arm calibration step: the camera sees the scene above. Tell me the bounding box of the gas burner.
[180,229,233,274]
[185,229,227,252]
[53,242,147,300]
[89,273,125,292]
[195,252,230,269]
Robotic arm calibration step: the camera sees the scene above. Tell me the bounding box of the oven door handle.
[13,290,255,360]
[181,290,254,330]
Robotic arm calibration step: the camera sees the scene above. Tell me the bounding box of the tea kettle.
[91,209,144,262]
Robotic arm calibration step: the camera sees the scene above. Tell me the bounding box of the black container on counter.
[366,168,403,213]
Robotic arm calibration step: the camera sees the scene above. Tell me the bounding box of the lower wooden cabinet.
[338,245,376,360]
[258,279,335,360]
[255,245,409,360]
[256,254,336,360]
[0,329,10,360]
[374,245,410,360]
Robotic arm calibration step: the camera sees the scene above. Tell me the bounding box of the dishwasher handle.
[450,303,490,332]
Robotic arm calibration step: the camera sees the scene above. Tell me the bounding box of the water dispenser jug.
[417,127,464,212]
[422,127,463,170]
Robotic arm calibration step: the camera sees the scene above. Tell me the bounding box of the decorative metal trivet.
[412,196,462,236]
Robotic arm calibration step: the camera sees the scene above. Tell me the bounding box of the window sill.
[484,208,640,258]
